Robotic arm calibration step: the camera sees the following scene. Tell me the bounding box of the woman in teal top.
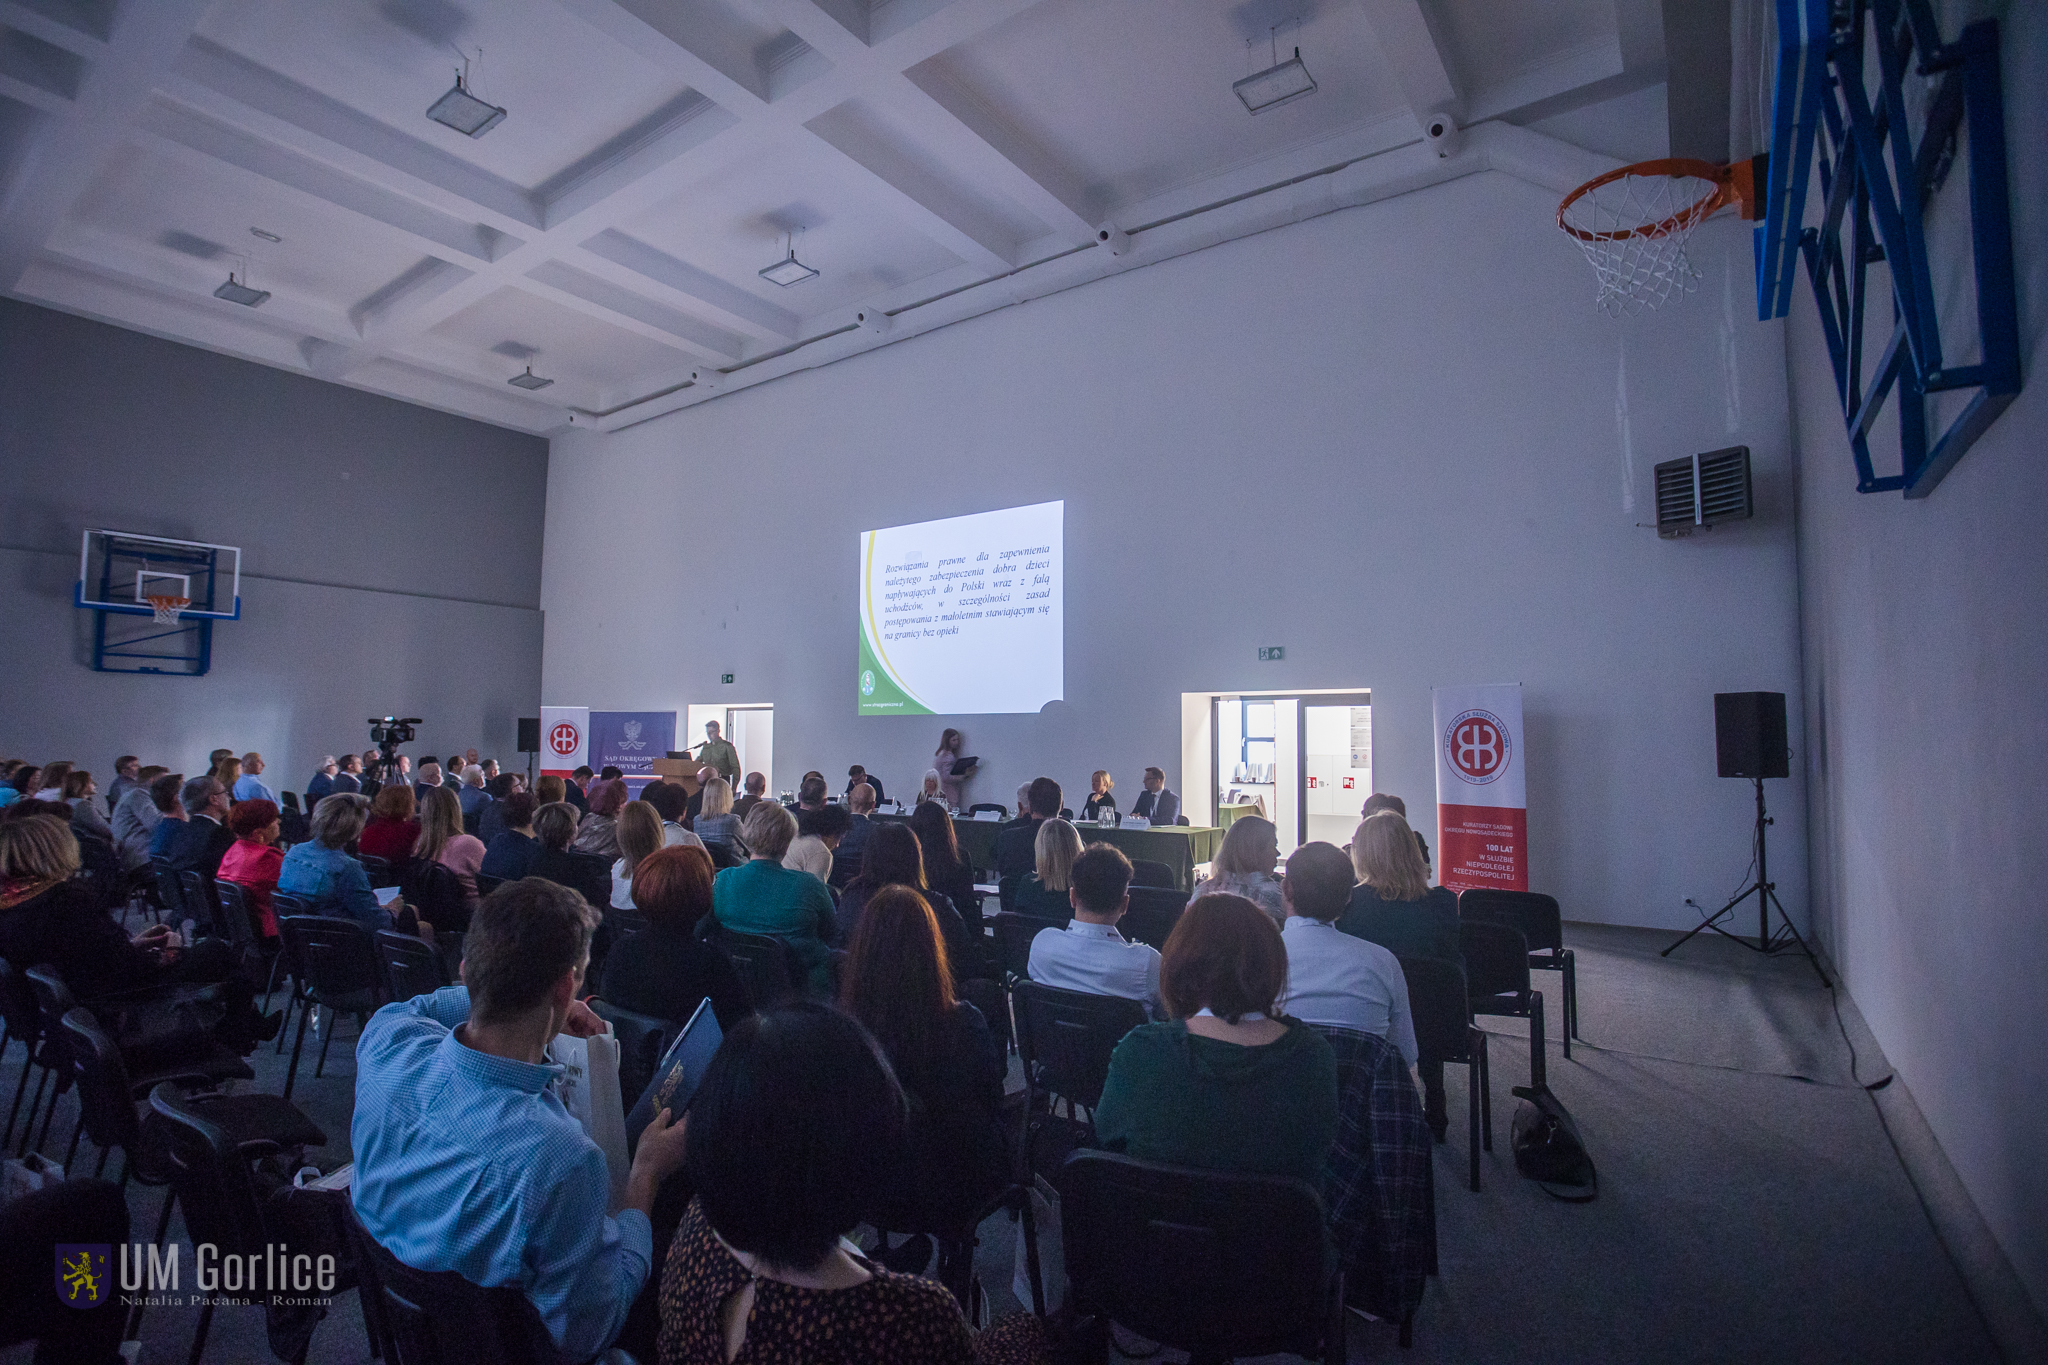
[1093,893,1338,1183]
[711,802,837,996]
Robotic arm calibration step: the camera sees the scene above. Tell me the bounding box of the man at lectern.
[693,720,741,787]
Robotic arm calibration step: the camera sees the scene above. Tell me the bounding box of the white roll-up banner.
[1432,684,1527,893]
[539,706,589,778]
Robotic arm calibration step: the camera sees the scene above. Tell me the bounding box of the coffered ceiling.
[0,0,1673,433]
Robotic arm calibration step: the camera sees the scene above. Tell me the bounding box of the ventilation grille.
[1654,446,1753,537]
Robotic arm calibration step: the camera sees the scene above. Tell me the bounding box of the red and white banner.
[540,706,589,778]
[1432,684,1527,893]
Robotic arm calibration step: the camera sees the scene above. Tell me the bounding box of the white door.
[728,708,773,793]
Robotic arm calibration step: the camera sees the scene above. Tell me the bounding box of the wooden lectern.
[648,758,704,797]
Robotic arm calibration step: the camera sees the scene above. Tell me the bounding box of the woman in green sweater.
[711,801,838,997]
[1092,892,1339,1182]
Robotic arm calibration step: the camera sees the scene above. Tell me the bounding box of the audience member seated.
[34,761,73,803]
[683,766,715,824]
[106,753,143,810]
[414,760,446,799]
[571,778,629,859]
[64,769,113,844]
[333,753,364,795]
[217,798,285,938]
[842,782,877,855]
[845,764,886,805]
[475,772,516,844]
[834,823,969,960]
[143,772,186,857]
[731,772,768,821]
[112,765,169,867]
[530,802,612,910]
[163,775,234,879]
[655,1002,1048,1365]
[1081,770,1117,821]
[1191,815,1285,923]
[1,764,40,808]
[1277,842,1416,1068]
[840,886,1008,1232]
[457,765,492,831]
[306,755,339,808]
[352,879,690,1364]
[1026,844,1159,1013]
[209,756,241,802]
[995,777,1060,881]
[1360,791,1430,869]
[683,779,734,850]
[611,800,666,912]
[599,845,748,1031]
[636,781,701,850]
[480,791,542,882]
[1129,766,1180,826]
[0,813,276,1049]
[712,803,836,997]
[783,803,849,882]
[795,775,828,813]
[278,793,391,930]
[565,766,593,813]
[359,783,421,865]
[418,785,487,911]
[908,801,977,924]
[1013,818,1082,921]
[234,751,278,803]
[535,774,567,806]
[918,769,946,809]
[1093,894,1338,1181]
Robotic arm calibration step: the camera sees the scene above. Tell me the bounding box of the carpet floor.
[1,921,1999,1364]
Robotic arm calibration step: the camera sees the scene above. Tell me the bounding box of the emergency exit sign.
[721,673,734,684]
[1258,646,1284,661]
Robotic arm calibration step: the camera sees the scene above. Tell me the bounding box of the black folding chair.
[375,930,448,1004]
[268,892,313,1050]
[991,912,1060,982]
[152,861,189,925]
[178,870,219,937]
[1401,955,1491,1192]
[357,854,397,888]
[1460,889,1577,1053]
[346,1200,560,1364]
[1460,919,1546,1090]
[216,880,285,1013]
[275,916,383,1100]
[1,960,58,1154]
[587,998,675,1118]
[701,925,801,1009]
[1129,859,1177,889]
[1059,1150,1347,1365]
[1119,886,1189,951]
[1011,980,1147,1187]
[473,872,503,897]
[401,860,472,934]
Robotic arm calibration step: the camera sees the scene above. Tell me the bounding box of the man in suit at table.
[1131,768,1180,826]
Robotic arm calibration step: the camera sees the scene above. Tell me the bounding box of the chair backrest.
[1399,956,1474,1066]
[71,832,124,913]
[347,1205,558,1365]
[1011,980,1148,1114]
[144,1082,269,1255]
[1129,859,1176,889]
[401,860,471,934]
[587,998,676,1111]
[1459,919,1532,1001]
[357,854,396,887]
[968,802,1008,817]
[1119,887,1189,951]
[152,861,189,921]
[278,916,383,1002]
[271,890,314,919]
[59,1007,141,1155]
[955,976,1012,1057]
[991,912,1059,981]
[0,958,41,1046]
[473,872,503,898]
[177,870,217,935]
[213,880,260,955]
[375,930,448,1003]
[282,791,302,814]
[1459,889,1564,954]
[828,850,861,890]
[25,965,80,1075]
[703,840,744,870]
[705,926,799,1009]
[1059,1149,1337,1359]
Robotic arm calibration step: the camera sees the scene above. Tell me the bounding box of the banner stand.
[1433,685,1528,894]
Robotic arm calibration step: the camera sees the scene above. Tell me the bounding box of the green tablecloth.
[873,813,1221,891]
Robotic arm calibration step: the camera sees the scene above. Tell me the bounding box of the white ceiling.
[0,0,1670,434]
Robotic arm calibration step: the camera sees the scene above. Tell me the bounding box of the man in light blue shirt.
[352,878,689,1362]
[1277,842,1417,1066]
[232,751,278,804]
[1027,844,1163,1015]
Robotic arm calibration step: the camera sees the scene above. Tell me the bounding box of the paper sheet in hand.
[625,996,723,1148]
[547,1025,629,1213]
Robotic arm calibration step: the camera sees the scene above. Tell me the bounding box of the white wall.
[544,161,1804,931]
[1789,0,2048,1315]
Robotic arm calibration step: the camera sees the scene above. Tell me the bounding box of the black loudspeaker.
[517,717,541,754]
[1715,692,1788,778]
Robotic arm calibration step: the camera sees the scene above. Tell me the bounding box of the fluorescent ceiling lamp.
[758,244,818,287]
[1234,47,1317,114]
[427,71,506,138]
[507,364,553,391]
[212,273,269,307]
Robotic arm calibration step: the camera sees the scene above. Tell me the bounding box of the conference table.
[873,811,1222,892]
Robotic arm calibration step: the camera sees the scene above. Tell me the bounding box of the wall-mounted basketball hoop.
[1558,157,1763,317]
[75,529,242,676]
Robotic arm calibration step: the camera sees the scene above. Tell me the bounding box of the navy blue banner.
[588,711,676,793]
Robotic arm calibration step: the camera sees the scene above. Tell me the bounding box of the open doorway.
[685,702,773,791]
[1181,689,1371,855]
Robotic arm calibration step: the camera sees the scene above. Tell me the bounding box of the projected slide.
[859,501,1063,715]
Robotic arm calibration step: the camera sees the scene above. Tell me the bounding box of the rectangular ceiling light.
[758,249,819,287]
[212,274,270,307]
[508,365,554,390]
[427,73,507,138]
[1234,47,1317,114]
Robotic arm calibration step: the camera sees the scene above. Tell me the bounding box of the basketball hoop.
[144,594,191,625]
[1558,157,1759,317]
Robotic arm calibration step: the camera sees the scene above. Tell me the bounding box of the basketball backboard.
[76,529,241,620]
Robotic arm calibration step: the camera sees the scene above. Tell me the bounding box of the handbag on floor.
[1510,1084,1597,1201]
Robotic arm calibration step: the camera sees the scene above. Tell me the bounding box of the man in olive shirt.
[692,721,740,787]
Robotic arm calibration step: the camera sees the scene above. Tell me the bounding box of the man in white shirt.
[1277,842,1416,1068]
[1027,844,1161,1015]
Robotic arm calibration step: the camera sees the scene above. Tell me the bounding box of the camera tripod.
[1662,776,1830,987]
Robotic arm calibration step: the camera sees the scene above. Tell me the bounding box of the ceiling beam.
[1353,0,1461,126]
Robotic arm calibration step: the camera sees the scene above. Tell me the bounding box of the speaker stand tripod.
[1662,776,1830,987]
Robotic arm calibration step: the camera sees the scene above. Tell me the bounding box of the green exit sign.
[1258,646,1284,661]
[721,673,734,684]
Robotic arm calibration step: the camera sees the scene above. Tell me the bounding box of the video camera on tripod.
[367,717,423,786]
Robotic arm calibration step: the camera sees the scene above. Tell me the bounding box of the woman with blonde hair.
[692,777,740,848]
[415,785,486,907]
[1013,817,1083,920]
[1192,815,1285,923]
[610,799,666,911]
[1081,770,1117,822]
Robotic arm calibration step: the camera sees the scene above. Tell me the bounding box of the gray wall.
[1789,0,2048,1317]
[0,299,548,787]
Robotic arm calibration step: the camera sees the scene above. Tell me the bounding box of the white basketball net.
[1561,169,1719,317]
[145,594,190,625]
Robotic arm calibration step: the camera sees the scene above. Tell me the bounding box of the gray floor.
[4,921,2001,1364]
